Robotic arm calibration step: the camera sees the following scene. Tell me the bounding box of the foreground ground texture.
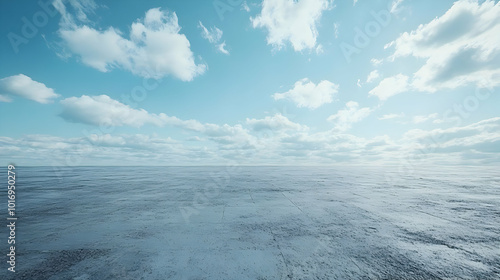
[2,166,499,279]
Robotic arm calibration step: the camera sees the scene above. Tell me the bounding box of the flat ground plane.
[2,166,499,279]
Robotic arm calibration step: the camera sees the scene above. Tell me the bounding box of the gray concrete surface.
[2,166,499,279]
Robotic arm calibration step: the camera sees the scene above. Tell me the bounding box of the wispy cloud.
[390,0,404,14]
[199,21,229,55]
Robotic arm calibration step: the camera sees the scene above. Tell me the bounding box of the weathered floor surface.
[2,166,499,279]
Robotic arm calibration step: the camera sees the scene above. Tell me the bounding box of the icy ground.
[2,166,499,279]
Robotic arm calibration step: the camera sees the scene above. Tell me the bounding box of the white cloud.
[273,78,339,109]
[60,95,170,127]
[217,42,229,55]
[199,21,230,55]
[60,94,200,131]
[56,6,206,81]
[378,113,404,120]
[327,101,372,131]
[387,0,500,92]
[366,70,380,83]
[53,0,98,26]
[4,115,499,165]
[0,133,202,166]
[59,95,254,147]
[413,113,439,124]
[251,0,331,52]
[4,112,500,165]
[246,114,307,131]
[0,74,59,104]
[199,21,222,43]
[356,79,362,87]
[353,0,358,6]
[369,74,409,101]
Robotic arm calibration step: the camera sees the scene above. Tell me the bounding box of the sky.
[0,0,499,166]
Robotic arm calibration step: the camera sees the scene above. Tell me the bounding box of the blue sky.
[0,0,499,166]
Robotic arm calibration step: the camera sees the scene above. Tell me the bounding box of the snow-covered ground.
[3,166,499,279]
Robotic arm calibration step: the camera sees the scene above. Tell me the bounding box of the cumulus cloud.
[369,74,409,101]
[56,4,206,81]
[327,101,372,131]
[199,21,229,55]
[246,113,307,131]
[386,0,500,92]
[273,78,338,109]
[251,0,331,51]
[0,74,59,103]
